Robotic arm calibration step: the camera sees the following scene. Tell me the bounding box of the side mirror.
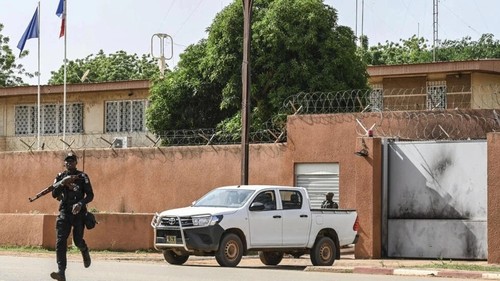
[191,200,197,206]
[249,202,265,211]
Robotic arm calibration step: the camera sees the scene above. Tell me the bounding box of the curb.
[349,267,500,280]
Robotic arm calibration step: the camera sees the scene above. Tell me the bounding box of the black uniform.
[52,169,94,273]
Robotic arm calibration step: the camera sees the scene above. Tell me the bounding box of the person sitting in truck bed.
[321,192,339,209]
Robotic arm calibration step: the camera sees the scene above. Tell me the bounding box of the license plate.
[166,235,177,244]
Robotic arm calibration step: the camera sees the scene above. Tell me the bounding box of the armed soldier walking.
[50,153,94,281]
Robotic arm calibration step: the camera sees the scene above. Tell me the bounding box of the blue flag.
[17,7,40,56]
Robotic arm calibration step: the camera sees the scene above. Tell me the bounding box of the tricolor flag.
[17,7,39,56]
[56,0,65,37]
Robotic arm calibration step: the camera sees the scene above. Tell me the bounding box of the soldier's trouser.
[55,213,87,271]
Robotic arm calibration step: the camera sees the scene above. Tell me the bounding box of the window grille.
[105,100,146,132]
[15,103,83,135]
[369,85,383,112]
[15,105,36,135]
[426,81,447,110]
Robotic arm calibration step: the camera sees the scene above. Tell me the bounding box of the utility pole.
[241,0,253,185]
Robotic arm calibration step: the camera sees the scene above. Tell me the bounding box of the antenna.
[151,33,173,78]
[433,0,439,62]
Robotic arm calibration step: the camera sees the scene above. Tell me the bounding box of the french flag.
[56,0,65,37]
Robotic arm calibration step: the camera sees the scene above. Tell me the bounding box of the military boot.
[81,247,91,268]
[50,270,66,281]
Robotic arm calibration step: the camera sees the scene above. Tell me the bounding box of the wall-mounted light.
[354,148,369,157]
[354,138,369,157]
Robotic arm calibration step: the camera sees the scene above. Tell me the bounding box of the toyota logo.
[166,218,176,225]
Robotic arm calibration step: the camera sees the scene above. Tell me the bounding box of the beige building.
[0,80,150,151]
[2,60,500,152]
[367,59,500,111]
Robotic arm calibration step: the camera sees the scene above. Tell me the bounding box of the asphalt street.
[0,254,494,281]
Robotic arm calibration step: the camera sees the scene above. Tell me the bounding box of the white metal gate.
[384,140,488,259]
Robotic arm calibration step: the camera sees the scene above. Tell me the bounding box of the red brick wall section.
[84,213,154,251]
[0,214,45,246]
[353,137,382,259]
[487,132,500,264]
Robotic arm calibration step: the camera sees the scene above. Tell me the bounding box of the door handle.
[300,215,308,218]
[273,215,282,218]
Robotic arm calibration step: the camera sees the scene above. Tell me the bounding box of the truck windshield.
[194,189,254,208]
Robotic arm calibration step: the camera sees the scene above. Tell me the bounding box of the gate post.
[487,132,500,264]
[354,137,382,259]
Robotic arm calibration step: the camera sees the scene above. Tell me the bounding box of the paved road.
[0,255,481,281]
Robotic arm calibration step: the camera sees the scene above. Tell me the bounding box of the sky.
[1,0,499,85]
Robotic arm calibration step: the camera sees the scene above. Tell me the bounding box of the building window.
[426,81,447,110]
[15,103,83,135]
[369,85,383,112]
[105,100,147,133]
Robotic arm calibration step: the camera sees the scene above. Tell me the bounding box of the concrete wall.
[0,213,152,251]
[0,114,498,263]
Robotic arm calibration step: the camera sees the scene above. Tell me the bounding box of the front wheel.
[259,251,284,265]
[163,249,189,265]
[215,233,243,267]
[310,236,336,266]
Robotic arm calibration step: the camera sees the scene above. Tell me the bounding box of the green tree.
[365,35,432,65]
[365,33,500,65]
[0,23,33,87]
[437,33,500,61]
[147,0,367,135]
[48,50,159,84]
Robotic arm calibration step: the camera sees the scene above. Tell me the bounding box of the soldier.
[321,192,339,209]
[50,153,94,281]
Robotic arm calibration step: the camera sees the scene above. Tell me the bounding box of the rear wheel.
[162,249,189,265]
[215,233,243,267]
[310,236,336,266]
[259,251,284,265]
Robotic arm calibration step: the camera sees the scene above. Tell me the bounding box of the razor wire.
[5,84,500,152]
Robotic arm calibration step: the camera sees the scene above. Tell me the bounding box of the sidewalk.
[306,253,500,280]
[100,249,500,280]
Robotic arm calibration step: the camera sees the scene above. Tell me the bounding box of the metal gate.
[383,140,488,259]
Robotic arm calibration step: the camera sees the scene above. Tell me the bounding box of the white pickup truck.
[151,185,359,267]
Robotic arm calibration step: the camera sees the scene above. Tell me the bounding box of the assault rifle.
[28,175,80,202]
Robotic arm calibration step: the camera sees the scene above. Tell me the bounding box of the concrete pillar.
[487,132,500,264]
[354,137,382,259]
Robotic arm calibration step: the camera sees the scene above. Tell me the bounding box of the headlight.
[151,213,159,228]
[192,215,223,226]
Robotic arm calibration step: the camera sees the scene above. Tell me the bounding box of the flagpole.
[37,1,41,150]
[62,0,67,144]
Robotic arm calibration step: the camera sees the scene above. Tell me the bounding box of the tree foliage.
[147,41,232,131]
[48,50,159,84]
[364,33,500,65]
[0,23,33,87]
[147,0,367,135]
